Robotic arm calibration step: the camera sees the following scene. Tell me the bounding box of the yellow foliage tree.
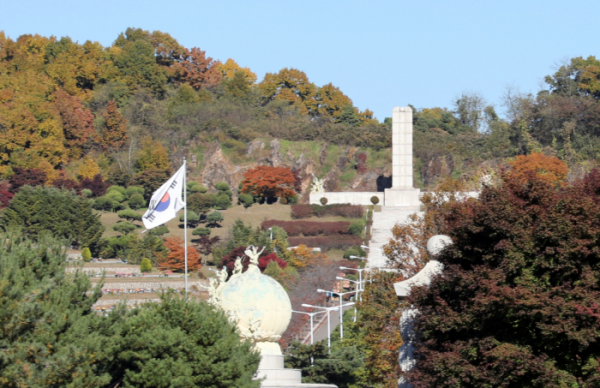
[0,34,67,170]
[78,157,100,180]
[288,244,327,269]
[37,159,59,183]
[136,138,170,172]
[218,59,257,84]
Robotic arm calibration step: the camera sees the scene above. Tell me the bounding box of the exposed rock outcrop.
[200,141,252,196]
[421,153,455,187]
[245,140,265,157]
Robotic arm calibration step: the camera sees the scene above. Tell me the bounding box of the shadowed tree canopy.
[406,167,600,387]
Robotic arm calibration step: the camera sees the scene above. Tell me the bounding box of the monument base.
[256,355,337,387]
[384,187,421,207]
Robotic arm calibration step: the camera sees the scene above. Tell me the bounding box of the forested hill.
[1,27,599,196]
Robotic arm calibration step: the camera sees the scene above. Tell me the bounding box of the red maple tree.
[157,236,202,272]
[241,165,297,200]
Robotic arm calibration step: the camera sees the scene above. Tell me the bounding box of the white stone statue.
[233,257,243,276]
[207,277,220,305]
[310,173,325,194]
[217,265,228,284]
[396,235,452,388]
[244,245,265,266]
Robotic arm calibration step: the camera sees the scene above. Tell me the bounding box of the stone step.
[366,206,422,268]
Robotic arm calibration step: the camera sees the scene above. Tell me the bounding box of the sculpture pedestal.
[384,188,421,207]
[257,355,337,388]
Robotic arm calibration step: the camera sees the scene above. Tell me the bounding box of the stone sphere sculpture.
[426,234,453,257]
[219,254,292,356]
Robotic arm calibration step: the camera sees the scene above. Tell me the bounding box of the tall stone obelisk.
[384,107,421,207]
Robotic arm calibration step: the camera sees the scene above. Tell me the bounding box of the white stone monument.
[384,107,421,207]
[214,246,337,388]
[394,235,452,388]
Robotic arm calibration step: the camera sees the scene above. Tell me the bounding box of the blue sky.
[1,0,598,121]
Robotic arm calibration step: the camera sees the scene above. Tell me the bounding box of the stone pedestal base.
[384,188,421,207]
[257,355,337,388]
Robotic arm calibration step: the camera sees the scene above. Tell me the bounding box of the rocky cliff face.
[194,139,389,203]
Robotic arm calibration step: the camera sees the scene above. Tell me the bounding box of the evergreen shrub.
[239,193,254,209]
[128,193,145,209]
[140,257,152,272]
[126,186,144,197]
[192,227,211,236]
[81,247,92,262]
[106,185,126,196]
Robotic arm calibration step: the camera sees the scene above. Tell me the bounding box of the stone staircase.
[367,206,422,268]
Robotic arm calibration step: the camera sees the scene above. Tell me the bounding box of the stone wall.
[92,298,161,308]
[66,267,141,275]
[309,191,480,207]
[93,280,208,291]
[309,192,383,206]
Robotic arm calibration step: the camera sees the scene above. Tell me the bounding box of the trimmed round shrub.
[92,196,113,211]
[106,185,127,196]
[126,186,145,197]
[216,193,232,210]
[215,182,230,192]
[128,193,145,209]
[192,227,211,236]
[349,220,365,236]
[148,224,169,236]
[207,211,224,227]
[320,197,328,205]
[180,210,200,227]
[113,221,137,235]
[239,193,254,209]
[81,247,92,262]
[288,195,299,205]
[118,209,142,222]
[106,190,125,203]
[370,196,380,205]
[81,189,93,198]
[140,257,152,272]
[111,201,126,211]
[187,181,207,194]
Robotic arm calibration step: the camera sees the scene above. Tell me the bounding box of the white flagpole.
[183,157,188,299]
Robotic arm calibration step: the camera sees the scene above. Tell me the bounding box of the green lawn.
[98,202,361,262]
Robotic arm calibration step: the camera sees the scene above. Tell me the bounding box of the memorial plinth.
[384,107,420,207]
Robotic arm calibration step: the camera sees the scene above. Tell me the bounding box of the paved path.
[367,206,422,268]
[306,302,356,344]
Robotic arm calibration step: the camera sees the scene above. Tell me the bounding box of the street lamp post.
[291,309,324,365]
[317,289,356,339]
[341,264,368,296]
[291,310,324,345]
[302,303,354,353]
[336,276,362,322]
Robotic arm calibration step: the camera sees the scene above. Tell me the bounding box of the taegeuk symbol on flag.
[142,165,186,230]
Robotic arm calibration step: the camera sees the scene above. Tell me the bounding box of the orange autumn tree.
[98,100,128,154]
[157,236,202,272]
[241,165,296,200]
[506,152,568,186]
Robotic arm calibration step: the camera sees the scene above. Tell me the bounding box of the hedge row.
[262,220,352,236]
[291,204,364,219]
[288,236,363,251]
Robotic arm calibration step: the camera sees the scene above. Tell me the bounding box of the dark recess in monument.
[376,175,392,192]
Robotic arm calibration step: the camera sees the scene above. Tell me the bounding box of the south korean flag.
[142,165,186,230]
